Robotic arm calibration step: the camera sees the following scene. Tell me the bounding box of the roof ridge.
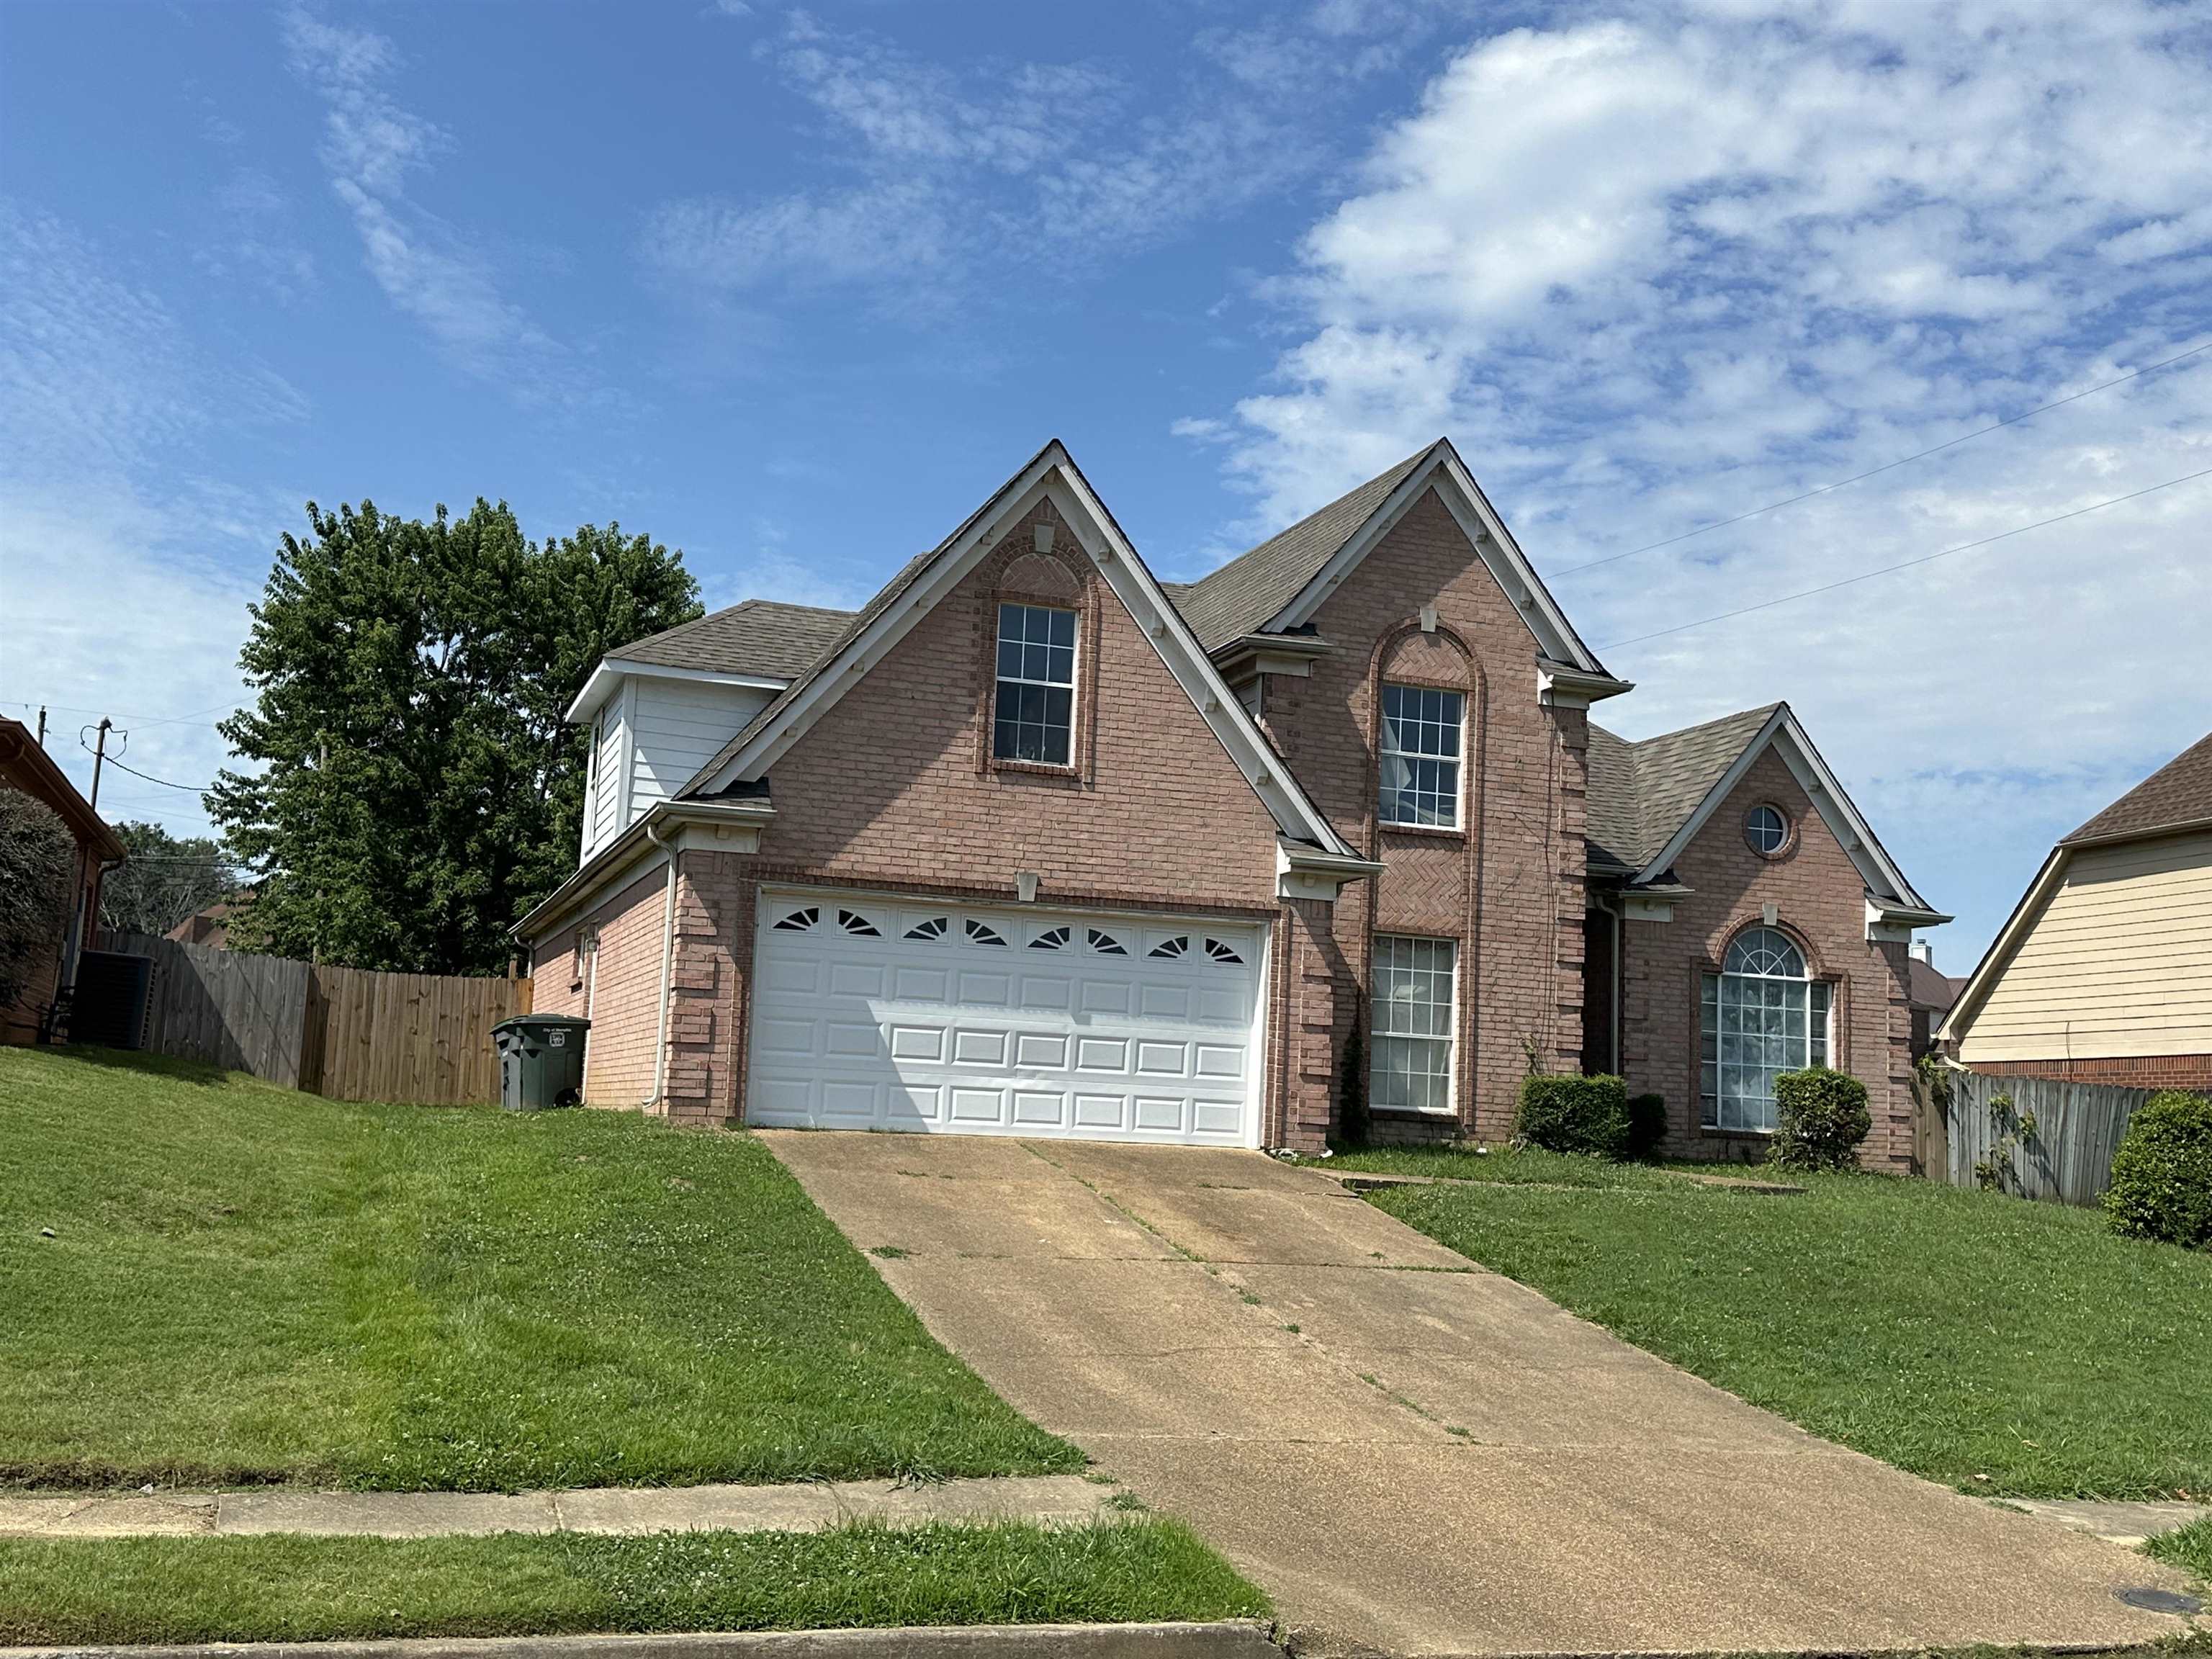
[1617,701,1784,752]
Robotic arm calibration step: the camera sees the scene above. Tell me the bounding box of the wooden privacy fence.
[96,930,531,1105]
[1920,1065,2163,1206]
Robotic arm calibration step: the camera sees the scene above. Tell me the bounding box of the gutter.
[512,798,775,943]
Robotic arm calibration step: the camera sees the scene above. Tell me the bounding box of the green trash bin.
[493,1015,590,1111]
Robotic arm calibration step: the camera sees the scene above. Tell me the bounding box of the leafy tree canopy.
[102,822,241,940]
[209,501,700,974]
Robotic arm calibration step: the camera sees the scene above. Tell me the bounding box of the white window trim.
[1699,930,1833,1133]
[992,601,1080,767]
[1370,933,1460,1116]
[1378,683,1465,830]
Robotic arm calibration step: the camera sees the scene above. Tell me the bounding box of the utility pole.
[86,719,113,811]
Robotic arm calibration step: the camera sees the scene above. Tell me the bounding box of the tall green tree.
[209,500,700,974]
[100,822,240,938]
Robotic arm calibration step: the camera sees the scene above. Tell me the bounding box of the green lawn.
[0,1519,1267,1646]
[2149,1517,2212,1591]
[0,1046,1077,1491]
[1344,1148,2212,1500]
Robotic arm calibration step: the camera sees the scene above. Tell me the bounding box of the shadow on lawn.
[42,1046,231,1088]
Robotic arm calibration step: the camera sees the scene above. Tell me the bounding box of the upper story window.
[1745,804,1789,855]
[1379,684,1463,828]
[993,603,1076,766]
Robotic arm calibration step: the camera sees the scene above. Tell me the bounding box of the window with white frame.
[993,603,1076,765]
[1701,926,1830,1133]
[1379,684,1463,827]
[1370,935,1457,1112]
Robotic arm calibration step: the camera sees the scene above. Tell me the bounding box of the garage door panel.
[749,894,1261,1146]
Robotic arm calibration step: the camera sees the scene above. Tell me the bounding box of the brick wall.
[530,865,673,1109]
[1971,1054,2212,1089]
[1617,747,1916,1170]
[615,498,1292,1128]
[1262,486,1589,1146]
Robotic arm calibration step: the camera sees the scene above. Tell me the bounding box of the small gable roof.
[1586,702,1938,917]
[619,600,855,680]
[2061,731,2212,846]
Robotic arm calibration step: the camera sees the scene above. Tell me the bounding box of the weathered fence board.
[101,931,310,1087]
[1928,1066,2161,1205]
[305,963,531,1105]
[94,930,529,1105]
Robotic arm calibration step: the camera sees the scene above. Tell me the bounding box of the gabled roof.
[620,600,855,680]
[2061,731,2212,846]
[1586,702,1940,918]
[1168,439,1619,692]
[678,440,1365,862]
[1175,446,1432,650]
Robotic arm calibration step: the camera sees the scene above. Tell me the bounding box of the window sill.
[1370,1105,1460,1118]
[1698,1125,1776,1138]
[1378,821,1466,841]
[991,758,1080,780]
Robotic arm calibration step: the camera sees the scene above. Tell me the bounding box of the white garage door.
[747,891,1265,1146]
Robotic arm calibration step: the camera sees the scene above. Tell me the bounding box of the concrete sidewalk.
[764,1130,2203,1659]
[0,1474,1113,1540]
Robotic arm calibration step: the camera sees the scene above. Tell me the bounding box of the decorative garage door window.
[748,896,1263,1146]
[1701,927,1830,1133]
[1370,935,1457,1113]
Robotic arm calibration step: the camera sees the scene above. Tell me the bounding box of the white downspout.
[646,819,680,1109]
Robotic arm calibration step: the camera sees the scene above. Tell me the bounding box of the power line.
[1596,467,2212,651]
[98,757,212,793]
[1552,340,2212,580]
[0,696,236,730]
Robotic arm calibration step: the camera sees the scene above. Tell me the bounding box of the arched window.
[1701,926,1830,1133]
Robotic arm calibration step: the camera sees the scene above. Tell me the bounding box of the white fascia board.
[514,797,776,943]
[1277,840,1387,901]
[1936,847,2067,1046]
[565,659,788,724]
[1264,444,1611,680]
[1634,706,1934,915]
[701,445,1362,860]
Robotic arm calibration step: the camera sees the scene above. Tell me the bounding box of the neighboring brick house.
[1941,732,2212,1091]
[0,716,127,1046]
[518,439,1943,1164]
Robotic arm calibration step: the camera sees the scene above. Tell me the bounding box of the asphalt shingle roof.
[1173,444,1437,651]
[617,600,856,680]
[1585,704,1784,875]
[2062,730,2212,845]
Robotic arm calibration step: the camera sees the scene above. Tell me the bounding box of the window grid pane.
[1370,935,1457,1113]
[1379,685,1463,827]
[994,603,1076,765]
[1701,940,1825,1133]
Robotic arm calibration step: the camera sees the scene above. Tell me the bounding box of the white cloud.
[283,6,563,387]
[1183,1,2212,961]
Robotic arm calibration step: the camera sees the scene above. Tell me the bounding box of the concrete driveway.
[762,1131,2200,1658]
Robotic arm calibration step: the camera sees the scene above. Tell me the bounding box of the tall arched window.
[1700,925,1831,1133]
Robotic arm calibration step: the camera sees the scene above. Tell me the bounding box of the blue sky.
[4,0,2208,970]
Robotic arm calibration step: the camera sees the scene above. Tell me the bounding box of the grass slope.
[0,1046,1077,1491]
[2149,1517,2212,1590]
[1355,1154,2211,1500]
[0,1519,1267,1646]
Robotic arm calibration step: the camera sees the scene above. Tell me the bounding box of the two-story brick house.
[518,440,1945,1166]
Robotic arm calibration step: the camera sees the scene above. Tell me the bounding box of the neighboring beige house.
[1942,732,2212,1089]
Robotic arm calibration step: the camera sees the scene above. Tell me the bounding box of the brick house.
[1941,731,2211,1091]
[518,441,1945,1166]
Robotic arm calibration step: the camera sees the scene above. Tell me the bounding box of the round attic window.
[1744,804,1789,856]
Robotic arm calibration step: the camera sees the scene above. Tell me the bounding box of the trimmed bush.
[1516,1073,1631,1161]
[2103,1091,2212,1249]
[1625,1093,1668,1161]
[1768,1067,1871,1172]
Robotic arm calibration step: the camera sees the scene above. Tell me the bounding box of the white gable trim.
[1634,706,1943,922]
[1936,847,2066,1046]
[1264,442,1619,685]
[695,444,1362,860]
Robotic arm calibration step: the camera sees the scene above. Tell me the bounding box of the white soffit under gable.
[696,444,1361,859]
[1265,441,1611,678]
[564,660,789,725]
[1637,705,1937,914]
